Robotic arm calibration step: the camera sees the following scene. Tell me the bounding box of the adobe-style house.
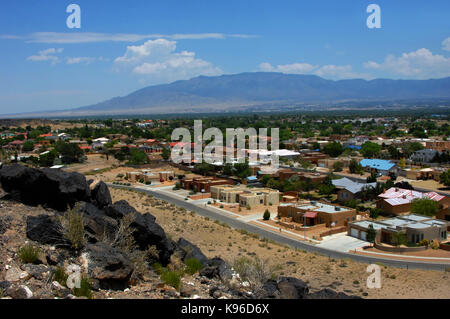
[277,169,327,185]
[348,214,448,244]
[376,187,450,216]
[425,140,450,152]
[277,201,357,228]
[181,176,234,193]
[211,185,279,208]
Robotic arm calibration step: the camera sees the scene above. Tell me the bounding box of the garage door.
[350,228,359,238]
[360,231,367,241]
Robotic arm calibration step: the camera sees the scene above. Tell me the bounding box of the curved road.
[110,184,450,271]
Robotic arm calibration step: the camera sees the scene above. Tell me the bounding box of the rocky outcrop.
[76,201,118,243]
[199,257,233,282]
[26,215,67,246]
[307,288,361,299]
[89,180,112,209]
[175,238,208,265]
[255,277,309,299]
[0,164,90,211]
[85,242,134,290]
[105,200,175,265]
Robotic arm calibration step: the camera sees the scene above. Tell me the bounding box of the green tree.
[161,148,171,161]
[332,161,344,172]
[322,142,344,158]
[22,141,35,152]
[263,209,271,221]
[222,163,233,176]
[391,232,408,246]
[410,198,439,217]
[349,159,363,175]
[440,169,450,187]
[361,142,381,158]
[55,141,84,164]
[128,148,149,165]
[366,224,377,245]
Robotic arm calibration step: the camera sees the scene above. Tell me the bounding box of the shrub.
[160,270,182,291]
[54,266,69,286]
[232,256,281,291]
[418,239,430,247]
[72,276,92,299]
[18,244,41,264]
[184,258,203,275]
[59,203,86,250]
[431,239,440,250]
[263,209,271,221]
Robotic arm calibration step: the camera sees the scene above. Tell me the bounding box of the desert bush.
[418,239,430,247]
[72,276,92,299]
[18,244,41,264]
[263,209,271,221]
[184,258,203,275]
[431,239,440,250]
[53,266,69,286]
[60,203,86,250]
[232,256,281,291]
[106,213,150,280]
[160,270,182,290]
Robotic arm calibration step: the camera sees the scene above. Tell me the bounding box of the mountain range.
[4,72,450,117]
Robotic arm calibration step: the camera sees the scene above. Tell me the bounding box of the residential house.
[348,214,448,244]
[376,187,450,215]
[360,159,397,176]
[278,201,357,228]
[332,177,377,203]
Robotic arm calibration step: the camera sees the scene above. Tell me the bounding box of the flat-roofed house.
[348,214,448,244]
[278,201,357,228]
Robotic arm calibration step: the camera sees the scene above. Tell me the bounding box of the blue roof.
[247,176,258,181]
[360,159,395,171]
[347,145,362,150]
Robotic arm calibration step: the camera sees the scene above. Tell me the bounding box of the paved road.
[109,184,450,271]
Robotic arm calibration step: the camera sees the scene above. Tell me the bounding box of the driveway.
[317,234,368,252]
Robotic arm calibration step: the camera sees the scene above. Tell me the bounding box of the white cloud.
[66,56,108,65]
[115,39,223,82]
[442,37,450,51]
[364,48,450,79]
[27,48,63,64]
[259,62,370,80]
[1,32,258,44]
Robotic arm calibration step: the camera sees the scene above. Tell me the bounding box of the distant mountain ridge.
[3,72,450,117]
[74,72,450,113]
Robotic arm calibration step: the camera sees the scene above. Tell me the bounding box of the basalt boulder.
[104,200,175,265]
[306,288,361,299]
[175,238,209,265]
[0,164,90,211]
[26,215,67,247]
[255,277,309,299]
[85,242,134,290]
[199,257,233,282]
[89,180,112,209]
[76,201,118,243]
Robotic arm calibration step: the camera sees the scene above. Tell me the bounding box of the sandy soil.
[107,187,450,299]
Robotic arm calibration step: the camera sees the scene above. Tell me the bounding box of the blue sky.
[1,0,450,113]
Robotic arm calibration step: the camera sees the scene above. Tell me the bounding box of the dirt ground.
[107,187,450,299]
[66,155,185,182]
